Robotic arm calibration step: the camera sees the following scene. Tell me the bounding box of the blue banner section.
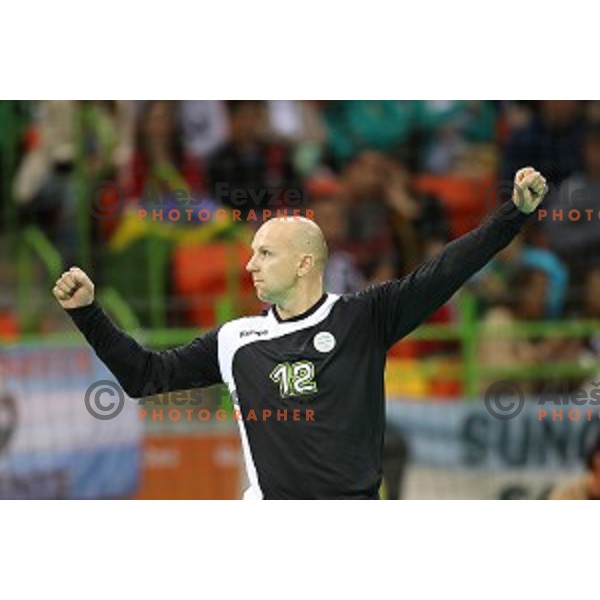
[386,397,600,471]
[0,345,142,499]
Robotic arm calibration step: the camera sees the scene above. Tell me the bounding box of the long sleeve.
[360,201,533,348]
[66,302,223,397]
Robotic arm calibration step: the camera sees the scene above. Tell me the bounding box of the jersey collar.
[271,293,328,323]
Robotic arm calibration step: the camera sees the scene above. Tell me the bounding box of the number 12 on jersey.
[270,361,317,398]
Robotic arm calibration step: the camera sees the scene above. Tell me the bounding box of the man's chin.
[255,289,270,303]
[256,288,277,304]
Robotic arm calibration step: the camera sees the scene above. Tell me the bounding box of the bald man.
[55,167,548,499]
[246,217,328,319]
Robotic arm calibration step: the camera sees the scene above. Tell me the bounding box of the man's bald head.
[258,217,328,273]
[247,216,328,305]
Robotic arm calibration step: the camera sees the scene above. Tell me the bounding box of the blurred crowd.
[2,100,600,377]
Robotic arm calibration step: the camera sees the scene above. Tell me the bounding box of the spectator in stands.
[179,100,229,162]
[500,100,585,187]
[322,101,419,169]
[133,100,187,188]
[540,125,600,287]
[470,236,568,319]
[381,155,451,274]
[13,101,76,206]
[12,101,128,264]
[310,177,366,294]
[266,101,327,177]
[206,101,301,217]
[497,101,536,142]
[571,265,600,358]
[12,101,78,264]
[550,432,600,500]
[478,266,578,392]
[417,101,497,174]
[336,151,451,284]
[121,100,218,227]
[338,151,399,282]
[478,267,546,393]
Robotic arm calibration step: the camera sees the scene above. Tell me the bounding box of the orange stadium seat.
[413,174,495,237]
[172,242,258,328]
[0,311,19,341]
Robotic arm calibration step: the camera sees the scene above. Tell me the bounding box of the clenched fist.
[52,267,95,310]
[512,166,548,214]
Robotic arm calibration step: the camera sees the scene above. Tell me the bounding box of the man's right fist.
[52,267,95,310]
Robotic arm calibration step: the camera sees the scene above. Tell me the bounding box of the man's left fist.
[512,166,548,214]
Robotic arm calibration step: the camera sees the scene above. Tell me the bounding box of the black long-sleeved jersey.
[67,202,531,499]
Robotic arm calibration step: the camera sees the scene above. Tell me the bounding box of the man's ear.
[297,254,314,277]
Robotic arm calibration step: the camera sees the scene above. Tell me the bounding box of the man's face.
[246,222,301,304]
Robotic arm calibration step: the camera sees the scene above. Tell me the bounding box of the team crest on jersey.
[313,331,336,353]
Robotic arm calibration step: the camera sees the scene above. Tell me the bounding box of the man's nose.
[246,256,257,273]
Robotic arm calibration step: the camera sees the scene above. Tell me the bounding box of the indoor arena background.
[1,100,599,499]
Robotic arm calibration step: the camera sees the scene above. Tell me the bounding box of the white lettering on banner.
[386,397,600,470]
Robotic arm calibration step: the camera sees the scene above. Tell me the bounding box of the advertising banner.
[387,395,600,499]
[0,345,141,499]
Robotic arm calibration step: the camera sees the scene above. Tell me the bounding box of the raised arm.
[53,268,222,397]
[365,167,548,347]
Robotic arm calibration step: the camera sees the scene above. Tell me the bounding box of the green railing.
[17,227,64,332]
[16,224,140,334]
[9,282,600,404]
[403,293,600,398]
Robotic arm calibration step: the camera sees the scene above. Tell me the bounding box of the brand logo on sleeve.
[313,331,336,353]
